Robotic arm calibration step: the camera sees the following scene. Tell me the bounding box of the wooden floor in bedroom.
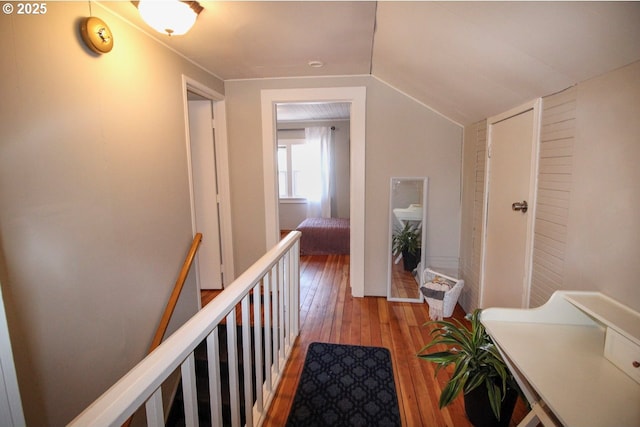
[201,254,529,427]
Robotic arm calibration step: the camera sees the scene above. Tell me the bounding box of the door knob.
[512,200,528,213]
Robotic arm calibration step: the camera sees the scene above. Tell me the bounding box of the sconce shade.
[137,0,202,36]
[80,17,114,54]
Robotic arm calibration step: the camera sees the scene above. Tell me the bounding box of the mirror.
[387,177,428,302]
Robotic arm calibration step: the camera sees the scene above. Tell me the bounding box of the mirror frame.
[387,177,429,302]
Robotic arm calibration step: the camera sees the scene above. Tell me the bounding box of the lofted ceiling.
[103,1,640,125]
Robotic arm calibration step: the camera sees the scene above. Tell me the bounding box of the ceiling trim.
[224,73,372,83]
[372,75,463,129]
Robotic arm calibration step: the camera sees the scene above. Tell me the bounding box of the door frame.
[479,99,541,308]
[261,87,366,298]
[182,76,235,296]
[0,285,25,427]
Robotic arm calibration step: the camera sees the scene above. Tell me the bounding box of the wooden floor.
[202,254,527,426]
[390,253,422,299]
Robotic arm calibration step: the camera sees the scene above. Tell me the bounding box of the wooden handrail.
[122,233,204,427]
[148,232,203,354]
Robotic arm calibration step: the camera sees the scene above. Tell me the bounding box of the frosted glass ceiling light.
[137,1,202,36]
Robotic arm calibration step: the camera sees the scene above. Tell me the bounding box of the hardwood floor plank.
[367,297,383,347]
[318,256,340,343]
[329,264,348,343]
[339,276,354,344]
[359,294,372,346]
[392,319,422,425]
[350,292,363,345]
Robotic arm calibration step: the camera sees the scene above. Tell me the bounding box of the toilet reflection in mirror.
[387,177,428,302]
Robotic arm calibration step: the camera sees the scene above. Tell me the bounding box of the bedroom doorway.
[275,102,351,231]
[261,87,366,297]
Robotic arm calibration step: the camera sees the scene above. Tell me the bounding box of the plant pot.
[402,249,420,272]
[463,385,518,427]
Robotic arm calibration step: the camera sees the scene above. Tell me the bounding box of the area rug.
[286,342,401,427]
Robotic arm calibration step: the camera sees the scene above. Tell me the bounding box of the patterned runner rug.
[286,342,401,427]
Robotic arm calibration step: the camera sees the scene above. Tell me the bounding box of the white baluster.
[272,264,280,373]
[263,273,273,392]
[181,353,198,427]
[253,283,264,416]
[226,310,241,427]
[241,295,254,426]
[278,257,286,362]
[207,328,223,426]
[145,388,164,427]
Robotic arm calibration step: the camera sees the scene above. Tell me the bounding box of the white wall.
[225,76,462,296]
[333,121,351,219]
[560,61,640,310]
[279,201,307,231]
[367,80,463,284]
[0,3,224,425]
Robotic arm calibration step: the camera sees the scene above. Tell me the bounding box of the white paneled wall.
[459,120,487,312]
[530,87,577,307]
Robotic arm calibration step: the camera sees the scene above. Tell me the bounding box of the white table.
[392,203,423,229]
[481,291,640,427]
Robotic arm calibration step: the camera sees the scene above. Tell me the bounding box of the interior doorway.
[261,87,366,297]
[275,102,351,230]
[187,95,223,290]
[480,100,541,309]
[183,77,234,296]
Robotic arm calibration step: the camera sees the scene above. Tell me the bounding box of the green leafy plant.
[417,309,519,420]
[392,223,421,256]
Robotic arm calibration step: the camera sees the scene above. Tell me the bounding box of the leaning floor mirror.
[387,177,428,302]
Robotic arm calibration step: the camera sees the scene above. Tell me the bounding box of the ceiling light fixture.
[308,60,324,68]
[136,0,203,36]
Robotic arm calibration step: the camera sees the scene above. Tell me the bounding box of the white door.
[188,99,223,290]
[482,108,536,308]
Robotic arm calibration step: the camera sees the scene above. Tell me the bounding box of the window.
[278,138,317,199]
[277,145,288,197]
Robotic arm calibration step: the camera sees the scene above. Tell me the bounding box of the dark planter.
[463,385,518,427]
[402,249,421,272]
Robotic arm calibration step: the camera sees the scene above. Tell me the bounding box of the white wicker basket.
[422,268,464,318]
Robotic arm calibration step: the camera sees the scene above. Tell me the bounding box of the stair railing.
[149,232,203,354]
[119,232,203,427]
[69,231,301,427]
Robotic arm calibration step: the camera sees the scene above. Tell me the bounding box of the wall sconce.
[80,16,114,54]
[136,1,203,36]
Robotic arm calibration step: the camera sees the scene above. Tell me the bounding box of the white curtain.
[305,126,332,218]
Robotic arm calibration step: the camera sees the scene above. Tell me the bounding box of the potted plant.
[417,309,520,427]
[392,223,421,271]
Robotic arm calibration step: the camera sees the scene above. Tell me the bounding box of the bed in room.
[295,217,350,255]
